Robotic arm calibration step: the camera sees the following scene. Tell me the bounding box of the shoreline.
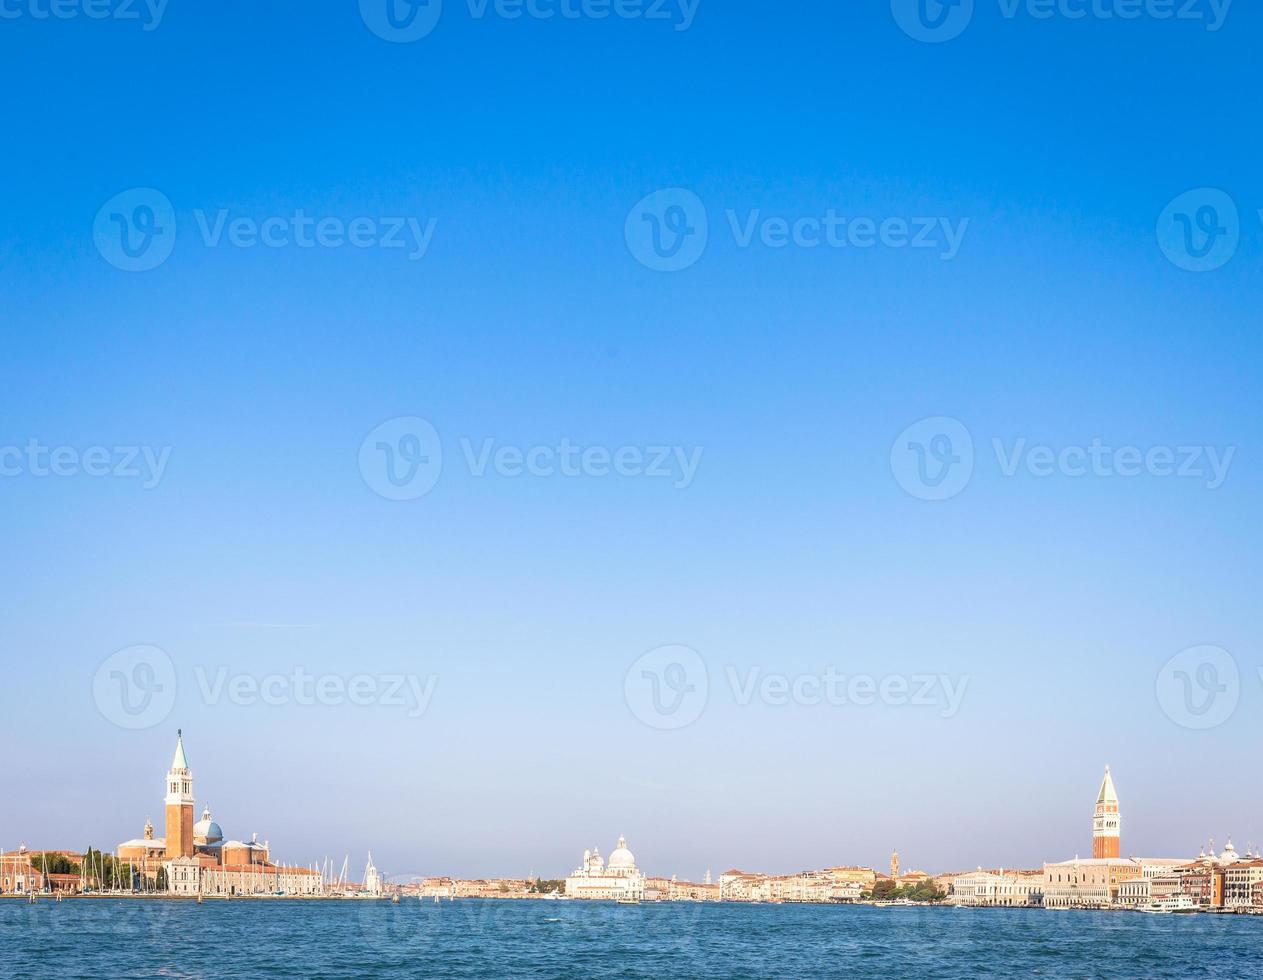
[5,894,1260,916]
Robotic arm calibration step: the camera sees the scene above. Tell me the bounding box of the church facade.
[565,836,645,901]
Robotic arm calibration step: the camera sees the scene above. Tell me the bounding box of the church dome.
[193,807,223,845]
[608,835,636,870]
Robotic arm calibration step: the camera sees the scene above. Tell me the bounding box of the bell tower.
[164,730,195,860]
[1092,765,1121,859]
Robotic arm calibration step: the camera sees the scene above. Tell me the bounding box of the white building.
[951,868,1044,907]
[565,836,645,901]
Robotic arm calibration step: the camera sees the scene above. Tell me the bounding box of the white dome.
[193,807,223,844]
[608,836,636,870]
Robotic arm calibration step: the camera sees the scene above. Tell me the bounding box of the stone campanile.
[1092,765,1121,859]
[164,730,195,860]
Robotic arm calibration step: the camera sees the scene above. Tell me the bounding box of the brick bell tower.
[164,730,195,860]
[1092,765,1121,859]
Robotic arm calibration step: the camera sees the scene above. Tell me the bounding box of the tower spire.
[1092,764,1121,858]
[164,729,195,860]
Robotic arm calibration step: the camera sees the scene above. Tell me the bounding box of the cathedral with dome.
[565,835,645,901]
[115,731,320,896]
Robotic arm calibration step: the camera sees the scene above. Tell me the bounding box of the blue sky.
[2,0,1261,880]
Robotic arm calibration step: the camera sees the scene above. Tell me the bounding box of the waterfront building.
[1092,766,1121,859]
[115,731,320,896]
[890,849,899,879]
[1042,858,1141,908]
[1116,877,1151,907]
[1114,859,1192,907]
[1222,857,1263,909]
[825,866,877,891]
[951,868,1044,907]
[0,847,41,895]
[719,870,769,902]
[644,875,720,902]
[564,836,645,901]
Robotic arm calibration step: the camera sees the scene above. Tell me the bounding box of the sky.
[1,0,1261,882]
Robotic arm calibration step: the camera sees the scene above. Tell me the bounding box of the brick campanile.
[164,730,195,860]
[1092,765,1121,859]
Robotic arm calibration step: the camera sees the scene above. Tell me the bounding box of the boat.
[1138,896,1198,914]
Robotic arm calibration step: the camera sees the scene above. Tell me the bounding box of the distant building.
[1042,858,1140,908]
[565,836,644,901]
[951,868,1043,907]
[0,847,41,895]
[719,870,769,902]
[116,731,320,896]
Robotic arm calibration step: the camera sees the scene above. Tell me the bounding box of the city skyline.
[5,735,1253,885]
[4,2,1261,882]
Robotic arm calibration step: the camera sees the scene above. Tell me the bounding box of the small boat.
[391,894,400,904]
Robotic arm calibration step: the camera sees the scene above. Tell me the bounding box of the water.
[4,899,1259,978]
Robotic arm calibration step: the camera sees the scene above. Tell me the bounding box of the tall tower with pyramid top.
[1092,765,1121,858]
[164,730,195,860]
